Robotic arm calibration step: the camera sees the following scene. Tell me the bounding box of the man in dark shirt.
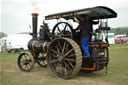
[74,14,90,58]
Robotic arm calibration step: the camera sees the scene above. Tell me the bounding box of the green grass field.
[0,44,128,85]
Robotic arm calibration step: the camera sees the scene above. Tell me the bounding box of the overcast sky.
[1,0,128,34]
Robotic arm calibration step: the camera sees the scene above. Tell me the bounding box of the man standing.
[74,14,90,58]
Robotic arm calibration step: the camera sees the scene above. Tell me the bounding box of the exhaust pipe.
[31,13,39,39]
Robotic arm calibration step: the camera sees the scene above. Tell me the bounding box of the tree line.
[109,27,128,35]
[0,32,7,39]
[0,27,128,39]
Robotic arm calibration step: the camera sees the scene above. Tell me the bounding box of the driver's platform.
[89,42,109,48]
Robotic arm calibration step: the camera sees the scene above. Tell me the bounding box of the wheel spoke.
[25,55,29,59]
[56,64,62,73]
[20,58,24,61]
[65,43,69,53]
[23,56,27,60]
[64,24,68,31]
[51,60,58,63]
[67,61,74,69]
[67,54,75,57]
[43,61,45,64]
[55,62,59,70]
[61,64,65,75]
[20,59,24,63]
[24,65,28,70]
[62,24,68,34]
[57,41,62,51]
[65,59,76,62]
[21,63,24,66]
[27,64,30,69]
[40,61,44,65]
[22,65,25,69]
[28,63,31,67]
[57,26,61,33]
[64,48,73,57]
[56,45,60,54]
[64,62,72,72]
[64,64,67,75]
[51,55,57,58]
[51,49,58,54]
[20,60,24,64]
[23,65,27,69]
[62,42,66,54]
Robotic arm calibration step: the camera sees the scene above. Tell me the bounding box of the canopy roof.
[45,6,117,20]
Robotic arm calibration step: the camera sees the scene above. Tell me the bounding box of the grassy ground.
[0,44,128,85]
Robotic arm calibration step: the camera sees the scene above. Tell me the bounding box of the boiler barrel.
[28,40,51,54]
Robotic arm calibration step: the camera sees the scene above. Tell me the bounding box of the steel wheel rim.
[47,38,82,79]
[18,53,34,72]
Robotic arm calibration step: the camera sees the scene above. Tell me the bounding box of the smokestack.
[31,13,39,39]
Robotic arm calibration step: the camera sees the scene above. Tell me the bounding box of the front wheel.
[37,53,47,67]
[17,53,35,72]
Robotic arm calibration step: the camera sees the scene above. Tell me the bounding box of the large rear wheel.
[47,38,82,79]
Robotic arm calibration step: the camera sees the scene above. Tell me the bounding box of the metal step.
[96,58,108,64]
[96,61,107,64]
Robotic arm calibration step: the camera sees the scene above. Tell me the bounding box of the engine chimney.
[32,13,39,39]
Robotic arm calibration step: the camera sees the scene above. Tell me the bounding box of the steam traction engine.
[17,6,117,79]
